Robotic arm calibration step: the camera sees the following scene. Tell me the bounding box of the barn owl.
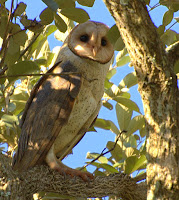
[12,21,114,181]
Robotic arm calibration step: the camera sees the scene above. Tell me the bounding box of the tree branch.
[166,41,179,66]
[0,153,146,200]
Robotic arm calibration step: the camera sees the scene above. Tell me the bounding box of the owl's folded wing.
[12,61,82,171]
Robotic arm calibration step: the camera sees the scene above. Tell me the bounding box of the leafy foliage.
[0,0,178,199]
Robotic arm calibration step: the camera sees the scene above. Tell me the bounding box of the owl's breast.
[53,81,100,158]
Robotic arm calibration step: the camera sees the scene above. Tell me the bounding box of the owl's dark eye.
[101,38,107,46]
[80,35,89,43]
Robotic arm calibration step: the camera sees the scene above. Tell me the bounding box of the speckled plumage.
[12,21,114,180]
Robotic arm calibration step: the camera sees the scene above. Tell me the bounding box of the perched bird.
[12,21,114,180]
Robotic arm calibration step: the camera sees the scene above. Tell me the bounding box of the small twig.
[18,32,41,60]
[166,21,177,31]
[0,71,80,79]
[80,130,127,170]
[0,0,14,68]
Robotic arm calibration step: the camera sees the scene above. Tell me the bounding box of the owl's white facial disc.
[68,21,114,64]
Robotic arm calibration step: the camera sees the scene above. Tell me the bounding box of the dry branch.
[0,153,146,200]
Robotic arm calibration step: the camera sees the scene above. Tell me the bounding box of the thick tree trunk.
[0,153,146,200]
[103,0,179,199]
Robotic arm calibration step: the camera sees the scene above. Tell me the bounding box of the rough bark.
[103,0,179,199]
[0,153,146,200]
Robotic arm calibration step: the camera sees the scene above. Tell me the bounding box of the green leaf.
[42,0,59,11]
[119,72,138,88]
[86,152,108,163]
[114,36,125,51]
[94,170,106,176]
[162,9,174,26]
[55,0,75,8]
[115,103,133,131]
[124,155,147,174]
[40,7,54,25]
[60,8,90,23]
[125,147,139,157]
[107,24,121,46]
[44,25,57,37]
[161,30,179,46]
[116,55,130,67]
[7,61,40,83]
[134,134,140,140]
[109,120,121,135]
[127,115,145,136]
[107,141,123,162]
[94,118,111,130]
[113,96,140,113]
[100,163,119,173]
[105,83,121,98]
[1,114,18,124]
[102,101,113,110]
[157,25,165,36]
[139,127,146,138]
[106,68,117,80]
[104,78,113,90]
[7,103,16,112]
[14,2,27,16]
[124,135,137,148]
[54,13,67,33]
[77,0,95,7]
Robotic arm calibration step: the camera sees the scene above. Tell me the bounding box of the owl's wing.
[12,61,82,171]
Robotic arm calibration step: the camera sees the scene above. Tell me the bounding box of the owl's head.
[67,21,114,64]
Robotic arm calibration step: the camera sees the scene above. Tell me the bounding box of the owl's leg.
[45,145,93,181]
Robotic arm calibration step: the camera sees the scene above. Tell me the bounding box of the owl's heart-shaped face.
[68,21,114,64]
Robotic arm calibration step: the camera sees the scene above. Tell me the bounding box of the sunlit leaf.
[119,72,138,88]
[127,115,145,136]
[86,152,108,163]
[114,96,140,113]
[100,163,119,173]
[94,118,111,130]
[116,55,130,67]
[1,114,18,124]
[109,120,121,135]
[106,68,117,80]
[124,155,147,174]
[107,141,123,162]
[60,8,90,23]
[116,103,133,131]
[125,147,139,157]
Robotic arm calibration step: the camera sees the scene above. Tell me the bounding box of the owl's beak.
[92,46,98,57]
